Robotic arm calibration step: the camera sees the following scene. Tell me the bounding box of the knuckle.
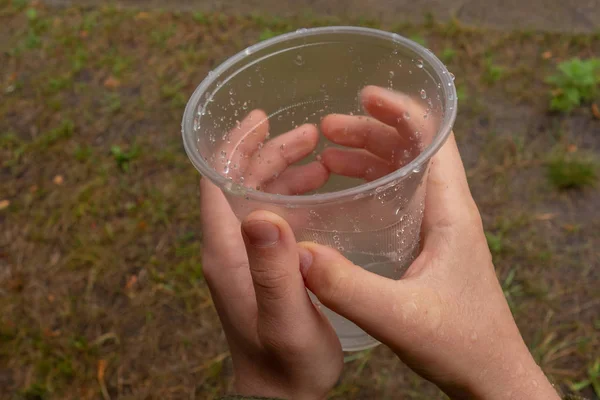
[260,326,312,356]
[251,267,291,301]
[318,266,355,308]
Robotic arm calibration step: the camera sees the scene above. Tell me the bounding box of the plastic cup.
[182,27,457,351]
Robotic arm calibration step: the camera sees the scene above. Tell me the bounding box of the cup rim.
[182,26,457,206]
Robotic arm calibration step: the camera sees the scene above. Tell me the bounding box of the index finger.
[199,178,256,322]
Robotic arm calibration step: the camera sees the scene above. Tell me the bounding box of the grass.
[570,358,600,396]
[482,57,505,84]
[547,151,597,190]
[0,2,599,400]
[546,58,600,112]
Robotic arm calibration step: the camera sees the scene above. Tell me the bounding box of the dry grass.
[0,1,599,399]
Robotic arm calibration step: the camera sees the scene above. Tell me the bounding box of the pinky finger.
[264,162,330,195]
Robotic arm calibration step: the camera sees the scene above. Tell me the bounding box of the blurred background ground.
[45,0,600,33]
[0,0,599,399]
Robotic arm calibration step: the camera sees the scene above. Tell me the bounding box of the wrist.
[457,345,560,400]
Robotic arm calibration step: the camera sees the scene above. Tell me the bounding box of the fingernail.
[298,247,313,278]
[243,220,280,247]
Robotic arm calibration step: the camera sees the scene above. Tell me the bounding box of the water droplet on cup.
[294,55,304,66]
[420,89,427,99]
[296,28,308,34]
[389,70,395,78]
[449,72,456,81]
[403,111,411,120]
[229,98,235,106]
[415,59,424,68]
[244,48,252,56]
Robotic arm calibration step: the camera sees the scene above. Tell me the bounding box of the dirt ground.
[1,1,599,399]
[46,0,600,33]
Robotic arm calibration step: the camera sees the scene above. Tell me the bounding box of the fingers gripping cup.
[182,27,457,351]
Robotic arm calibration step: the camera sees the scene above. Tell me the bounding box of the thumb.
[242,211,317,331]
[298,242,407,340]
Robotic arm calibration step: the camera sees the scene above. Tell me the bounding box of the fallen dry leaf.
[44,328,61,337]
[542,51,552,60]
[567,144,577,153]
[104,76,121,89]
[563,224,578,232]
[98,359,110,400]
[592,103,600,120]
[535,213,556,221]
[47,294,56,303]
[53,175,64,185]
[135,11,150,20]
[97,359,107,381]
[50,252,60,266]
[0,200,9,210]
[125,275,138,291]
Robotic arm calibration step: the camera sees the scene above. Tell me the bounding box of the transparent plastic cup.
[182,27,457,351]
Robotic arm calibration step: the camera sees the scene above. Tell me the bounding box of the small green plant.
[74,145,92,162]
[48,75,73,94]
[482,58,505,84]
[70,47,88,73]
[456,83,468,101]
[19,382,48,400]
[501,268,523,311]
[485,231,504,255]
[111,145,140,171]
[259,28,282,41]
[111,55,131,77]
[25,7,37,21]
[104,93,122,113]
[37,119,74,148]
[441,47,457,64]
[409,34,427,46]
[12,0,29,10]
[570,358,600,397]
[193,12,209,25]
[25,30,41,49]
[547,152,597,190]
[546,58,600,112]
[151,25,175,47]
